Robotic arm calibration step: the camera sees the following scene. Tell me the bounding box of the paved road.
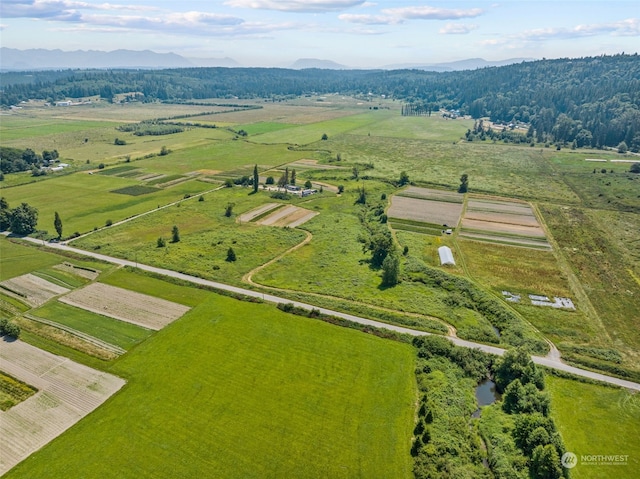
[18,236,640,392]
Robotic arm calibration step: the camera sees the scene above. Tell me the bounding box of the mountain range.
[0,47,533,72]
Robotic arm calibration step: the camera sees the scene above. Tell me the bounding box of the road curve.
[18,237,640,392]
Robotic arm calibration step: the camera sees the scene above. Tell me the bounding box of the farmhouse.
[438,246,456,266]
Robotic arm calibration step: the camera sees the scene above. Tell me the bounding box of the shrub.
[266,176,275,185]
[105,219,113,227]
[0,318,20,338]
[226,247,237,262]
[157,237,166,247]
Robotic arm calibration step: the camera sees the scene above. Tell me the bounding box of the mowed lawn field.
[5,294,416,479]
[547,376,640,479]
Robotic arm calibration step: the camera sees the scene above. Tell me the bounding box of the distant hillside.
[0,48,196,70]
[290,58,350,70]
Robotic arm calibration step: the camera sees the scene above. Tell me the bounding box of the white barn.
[438,246,456,266]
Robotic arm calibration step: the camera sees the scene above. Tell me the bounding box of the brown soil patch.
[257,205,318,227]
[467,199,535,216]
[0,340,125,475]
[461,218,547,237]
[399,186,463,203]
[59,283,190,330]
[388,196,463,226]
[238,203,281,223]
[464,211,541,227]
[195,169,222,175]
[53,263,100,281]
[0,274,69,307]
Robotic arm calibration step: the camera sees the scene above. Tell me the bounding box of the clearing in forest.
[59,283,190,330]
[0,274,69,307]
[0,339,125,476]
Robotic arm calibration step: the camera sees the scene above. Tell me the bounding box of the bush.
[226,247,237,262]
[105,219,113,227]
[157,237,166,247]
[266,176,275,185]
[0,318,20,338]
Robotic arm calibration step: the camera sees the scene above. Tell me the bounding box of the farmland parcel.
[58,283,190,330]
[0,340,125,475]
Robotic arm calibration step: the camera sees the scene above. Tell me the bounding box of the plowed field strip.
[58,283,190,330]
[0,340,125,475]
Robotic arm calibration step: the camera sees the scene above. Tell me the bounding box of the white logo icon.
[561,452,578,469]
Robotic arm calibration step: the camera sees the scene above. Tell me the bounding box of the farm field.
[0,339,125,476]
[547,375,640,479]
[388,190,463,230]
[30,300,153,351]
[0,273,69,307]
[72,187,309,283]
[0,172,213,235]
[2,99,639,391]
[59,282,190,331]
[4,295,416,479]
[459,197,550,249]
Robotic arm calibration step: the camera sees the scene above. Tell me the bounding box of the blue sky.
[1,1,638,67]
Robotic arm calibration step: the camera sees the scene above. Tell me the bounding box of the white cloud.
[381,5,484,21]
[439,23,478,35]
[338,13,399,25]
[484,17,640,46]
[224,0,366,13]
[0,0,156,21]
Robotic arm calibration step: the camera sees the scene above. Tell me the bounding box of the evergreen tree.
[253,164,259,193]
[226,247,237,262]
[171,225,180,243]
[381,251,400,286]
[458,174,469,193]
[54,211,63,239]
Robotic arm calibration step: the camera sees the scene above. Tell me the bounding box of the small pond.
[472,378,501,418]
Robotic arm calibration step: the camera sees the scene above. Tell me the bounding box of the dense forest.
[1,54,638,149]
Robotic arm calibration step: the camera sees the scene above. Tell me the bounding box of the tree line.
[1,54,638,149]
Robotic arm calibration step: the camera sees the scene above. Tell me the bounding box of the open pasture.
[250,111,388,145]
[0,239,63,282]
[348,113,474,142]
[547,376,640,479]
[388,194,463,229]
[72,187,308,284]
[0,339,125,476]
[328,135,581,203]
[1,172,211,236]
[0,274,69,307]
[58,282,190,331]
[4,295,415,479]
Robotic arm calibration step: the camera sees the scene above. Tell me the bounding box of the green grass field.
[30,301,153,350]
[0,238,62,281]
[1,173,212,235]
[5,295,416,479]
[547,376,640,479]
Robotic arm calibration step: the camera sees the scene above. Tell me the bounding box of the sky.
[1,0,638,67]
